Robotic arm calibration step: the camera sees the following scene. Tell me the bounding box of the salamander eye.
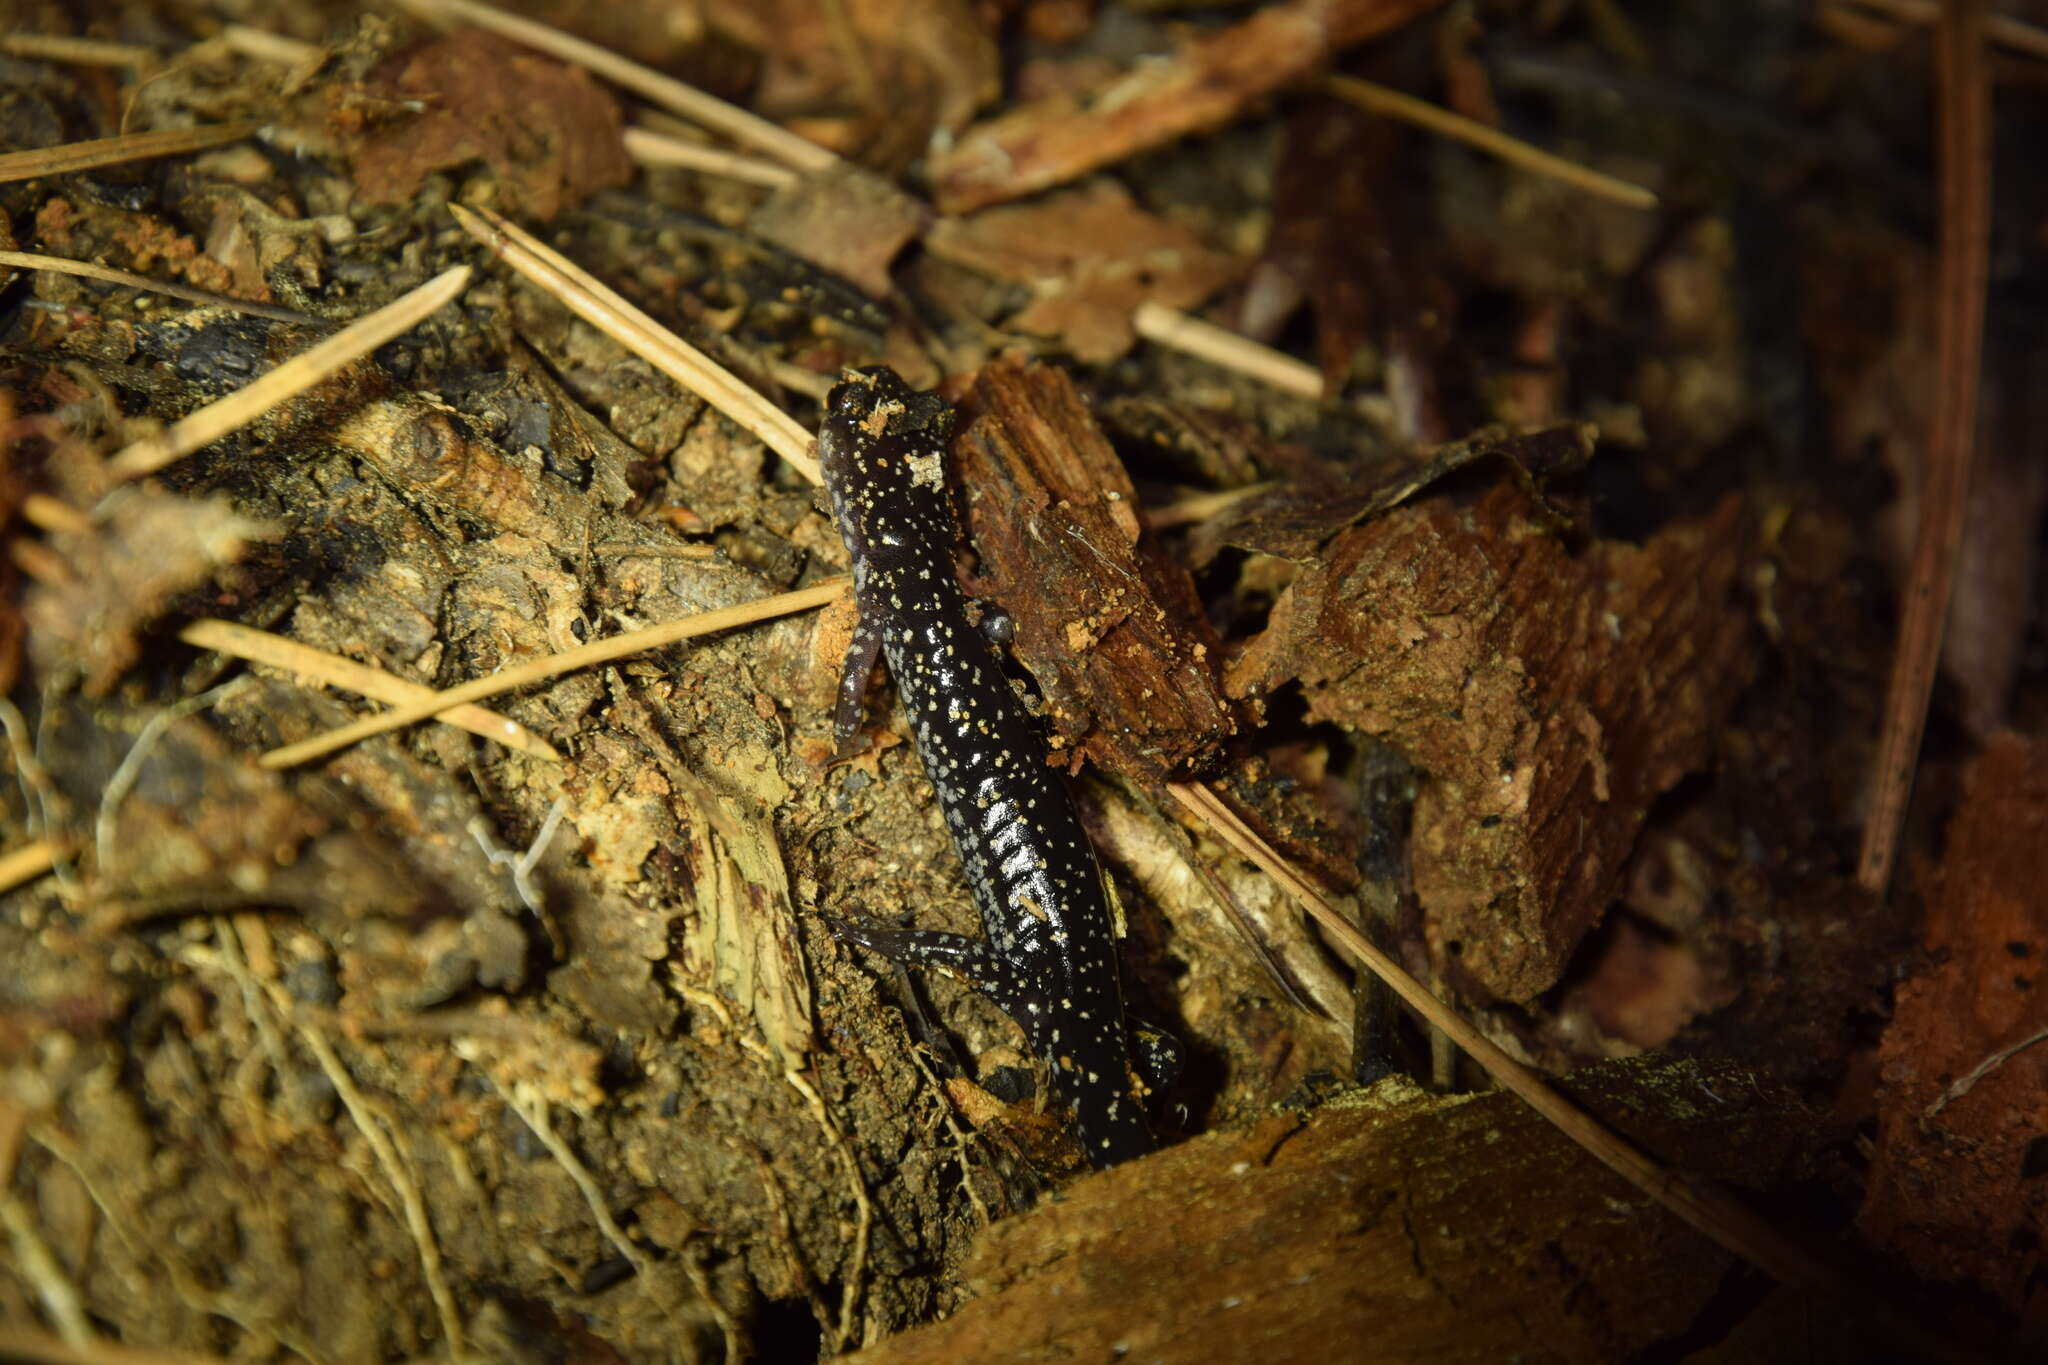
[979,605,1016,645]
[1130,1022,1183,1092]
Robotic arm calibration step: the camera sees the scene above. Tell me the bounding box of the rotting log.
[847,1055,1816,1365]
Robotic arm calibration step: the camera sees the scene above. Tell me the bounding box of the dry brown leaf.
[926,180,1243,363]
[24,486,275,695]
[747,162,931,299]
[728,0,998,168]
[350,28,632,220]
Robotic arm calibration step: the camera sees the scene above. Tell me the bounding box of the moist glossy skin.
[818,366,1154,1167]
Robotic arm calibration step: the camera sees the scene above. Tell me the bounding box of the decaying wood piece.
[928,0,1450,214]
[952,358,1238,783]
[1227,479,1750,1003]
[846,1056,1815,1365]
[1860,731,2048,1313]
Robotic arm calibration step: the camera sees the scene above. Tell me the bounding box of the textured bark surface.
[1227,482,1751,1002]
[954,358,1240,784]
[1860,731,2048,1317]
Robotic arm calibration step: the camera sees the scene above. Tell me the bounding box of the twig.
[8,539,73,586]
[0,122,261,185]
[763,358,835,402]
[390,0,837,172]
[209,918,299,1128]
[0,838,65,895]
[268,981,466,1358]
[217,24,323,66]
[104,265,473,485]
[1858,0,1991,892]
[0,1190,93,1345]
[0,1326,228,1365]
[1133,303,1325,400]
[0,33,157,67]
[487,1076,745,1361]
[258,579,847,768]
[0,1106,96,1351]
[1163,779,1965,1360]
[902,1045,993,1227]
[449,203,820,480]
[94,679,252,878]
[1143,481,1275,530]
[0,699,78,893]
[622,127,798,190]
[18,494,95,537]
[1838,0,2048,62]
[1924,1023,2048,1120]
[497,1091,649,1274]
[928,0,1449,213]
[468,797,568,911]
[0,249,327,327]
[178,618,559,760]
[1326,75,1657,209]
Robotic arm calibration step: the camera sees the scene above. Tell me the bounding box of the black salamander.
[818,366,1157,1168]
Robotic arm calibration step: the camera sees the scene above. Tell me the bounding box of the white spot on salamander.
[905,448,945,489]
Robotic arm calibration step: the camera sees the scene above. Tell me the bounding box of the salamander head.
[817,367,956,546]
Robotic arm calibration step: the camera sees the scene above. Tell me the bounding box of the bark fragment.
[1227,480,1750,1002]
[953,358,1239,784]
[1860,732,2048,1317]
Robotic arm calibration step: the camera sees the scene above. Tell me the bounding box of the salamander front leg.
[833,614,885,753]
[823,915,1009,995]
